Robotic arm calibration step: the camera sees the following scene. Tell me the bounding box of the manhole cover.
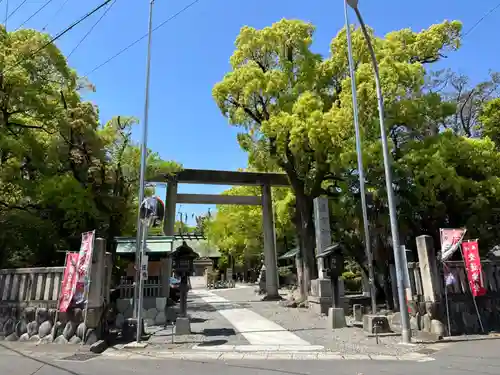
[59,353,101,362]
[415,348,437,355]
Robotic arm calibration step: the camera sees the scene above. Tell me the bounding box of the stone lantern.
[171,241,198,334]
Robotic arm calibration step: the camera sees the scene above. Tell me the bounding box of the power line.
[42,0,70,31]
[16,0,56,31]
[84,0,201,77]
[463,2,500,38]
[3,0,113,74]
[5,0,28,23]
[67,0,117,59]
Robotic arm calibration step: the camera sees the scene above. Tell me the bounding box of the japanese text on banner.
[461,241,486,297]
[73,231,95,306]
[440,228,466,261]
[58,252,79,312]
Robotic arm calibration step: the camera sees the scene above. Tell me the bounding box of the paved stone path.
[115,277,448,362]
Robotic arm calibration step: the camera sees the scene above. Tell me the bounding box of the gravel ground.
[145,292,250,349]
[211,286,428,356]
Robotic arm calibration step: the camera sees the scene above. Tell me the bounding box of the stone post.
[416,235,441,302]
[261,183,279,300]
[313,197,330,278]
[87,238,106,329]
[308,197,334,315]
[415,235,445,338]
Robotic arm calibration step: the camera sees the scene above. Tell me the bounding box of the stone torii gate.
[152,169,289,300]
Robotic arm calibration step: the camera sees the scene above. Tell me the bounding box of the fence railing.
[406,260,500,300]
[0,267,64,303]
[118,277,161,298]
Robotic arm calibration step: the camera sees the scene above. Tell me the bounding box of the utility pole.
[134,0,155,341]
[345,0,411,343]
[343,0,377,314]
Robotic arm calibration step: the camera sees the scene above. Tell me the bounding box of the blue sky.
[7,0,499,224]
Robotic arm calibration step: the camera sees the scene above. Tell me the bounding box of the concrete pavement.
[2,338,500,375]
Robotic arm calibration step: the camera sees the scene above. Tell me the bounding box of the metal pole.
[136,219,148,343]
[134,0,155,320]
[349,4,411,343]
[344,0,377,315]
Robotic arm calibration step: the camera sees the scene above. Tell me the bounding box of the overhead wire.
[42,0,70,31]
[3,0,114,74]
[4,0,8,26]
[83,0,202,78]
[5,0,28,23]
[16,0,56,31]
[67,0,117,59]
[463,1,500,38]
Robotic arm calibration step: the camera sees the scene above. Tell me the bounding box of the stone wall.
[115,298,172,328]
[0,302,99,345]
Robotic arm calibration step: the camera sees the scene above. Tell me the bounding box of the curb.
[101,349,435,362]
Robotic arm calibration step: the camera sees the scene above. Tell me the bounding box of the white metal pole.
[134,0,155,320]
[346,0,411,343]
[344,0,377,314]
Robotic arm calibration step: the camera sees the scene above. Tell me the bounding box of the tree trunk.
[293,210,307,301]
[295,193,317,296]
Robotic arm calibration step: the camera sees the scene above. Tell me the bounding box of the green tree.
[213,19,462,295]
[206,185,294,271]
[0,26,181,267]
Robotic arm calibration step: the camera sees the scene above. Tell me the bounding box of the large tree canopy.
[0,26,180,267]
[212,18,464,296]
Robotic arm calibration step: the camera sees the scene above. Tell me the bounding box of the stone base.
[327,307,346,329]
[175,317,191,335]
[308,296,348,315]
[123,341,148,349]
[310,279,332,298]
[363,315,390,334]
[353,304,363,322]
[261,294,282,301]
[308,296,331,315]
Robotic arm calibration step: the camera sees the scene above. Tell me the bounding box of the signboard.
[141,254,149,279]
[440,228,466,261]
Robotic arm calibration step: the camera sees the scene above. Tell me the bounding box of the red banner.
[58,252,79,312]
[73,231,95,306]
[58,231,95,312]
[461,241,487,297]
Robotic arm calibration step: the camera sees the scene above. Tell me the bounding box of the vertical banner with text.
[440,228,467,261]
[73,231,95,306]
[461,241,487,297]
[58,252,79,312]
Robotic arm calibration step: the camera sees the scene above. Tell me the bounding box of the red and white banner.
[461,241,487,297]
[58,252,79,312]
[440,228,467,261]
[73,231,95,306]
[57,231,95,312]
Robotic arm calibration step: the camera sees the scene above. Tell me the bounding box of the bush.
[342,271,362,293]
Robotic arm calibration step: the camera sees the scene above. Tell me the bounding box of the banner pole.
[459,244,485,334]
[443,262,452,337]
[81,230,96,346]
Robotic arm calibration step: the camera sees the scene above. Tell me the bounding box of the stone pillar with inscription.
[308,197,344,315]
